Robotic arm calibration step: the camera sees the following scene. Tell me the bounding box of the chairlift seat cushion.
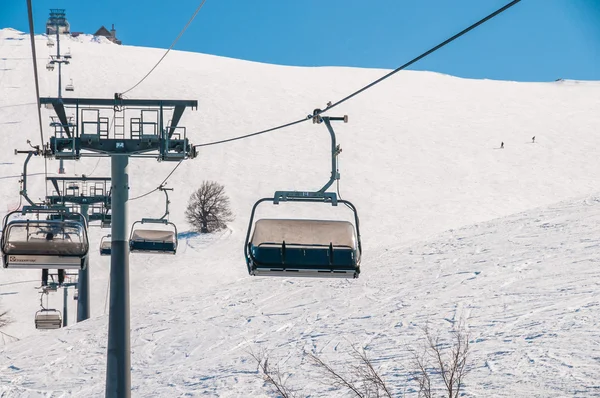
[251,219,357,249]
[248,219,359,276]
[250,219,359,266]
[4,240,87,256]
[131,229,175,243]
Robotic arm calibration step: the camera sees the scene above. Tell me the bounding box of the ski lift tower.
[46,9,72,100]
[46,175,112,323]
[46,9,72,175]
[39,96,198,398]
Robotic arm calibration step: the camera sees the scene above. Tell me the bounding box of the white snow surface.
[0,27,600,396]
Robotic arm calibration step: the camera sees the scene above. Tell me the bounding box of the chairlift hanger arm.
[243,198,272,271]
[39,291,45,309]
[159,186,173,220]
[311,110,348,194]
[16,151,36,206]
[272,112,347,200]
[132,186,173,224]
[15,145,50,207]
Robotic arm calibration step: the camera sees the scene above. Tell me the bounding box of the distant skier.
[532,136,535,143]
[500,142,504,149]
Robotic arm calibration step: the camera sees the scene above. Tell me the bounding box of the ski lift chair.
[100,211,112,228]
[245,197,362,279]
[100,234,111,256]
[65,79,74,92]
[1,209,89,270]
[35,309,62,330]
[244,112,362,278]
[129,218,177,254]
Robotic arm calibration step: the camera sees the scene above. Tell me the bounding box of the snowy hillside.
[0,27,600,396]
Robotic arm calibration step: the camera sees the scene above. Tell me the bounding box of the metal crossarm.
[39,97,198,108]
[40,97,198,160]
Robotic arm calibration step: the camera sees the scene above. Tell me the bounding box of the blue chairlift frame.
[35,308,63,330]
[129,218,178,254]
[100,234,112,256]
[35,289,62,330]
[244,112,362,278]
[128,187,178,254]
[244,195,362,278]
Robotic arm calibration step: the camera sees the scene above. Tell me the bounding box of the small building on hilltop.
[93,24,122,45]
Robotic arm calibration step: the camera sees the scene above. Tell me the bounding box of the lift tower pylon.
[39,96,198,398]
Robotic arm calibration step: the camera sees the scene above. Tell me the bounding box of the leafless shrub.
[0,311,10,329]
[411,324,470,398]
[252,325,470,397]
[306,344,394,398]
[248,347,298,398]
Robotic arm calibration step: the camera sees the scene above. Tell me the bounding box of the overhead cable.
[119,0,208,96]
[0,102,37,109]
[26,0,48,197]
[129,160,183,201]
[194,0,521,148]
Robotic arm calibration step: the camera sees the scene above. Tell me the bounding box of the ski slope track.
[0,27,600,396]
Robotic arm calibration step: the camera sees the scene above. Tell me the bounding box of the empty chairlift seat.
[246,219,361,278]
[1,219,89,270]
[99,235,111,256]
[129,219,177,254]
[35,309,62,330]
[65,79,74,92]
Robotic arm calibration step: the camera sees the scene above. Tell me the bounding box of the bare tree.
[0,311,9,329]
[0,310,18,346]
[185,181,234,233]
[251,325,470,398]
[307,345,394,398]
[250,343,394,398]
[248,348,298,398]
[411,325,470,398]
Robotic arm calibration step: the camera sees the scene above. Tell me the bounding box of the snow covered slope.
[0,27,599,396]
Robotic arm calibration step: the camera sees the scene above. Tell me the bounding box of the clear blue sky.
[2,0,599,82]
